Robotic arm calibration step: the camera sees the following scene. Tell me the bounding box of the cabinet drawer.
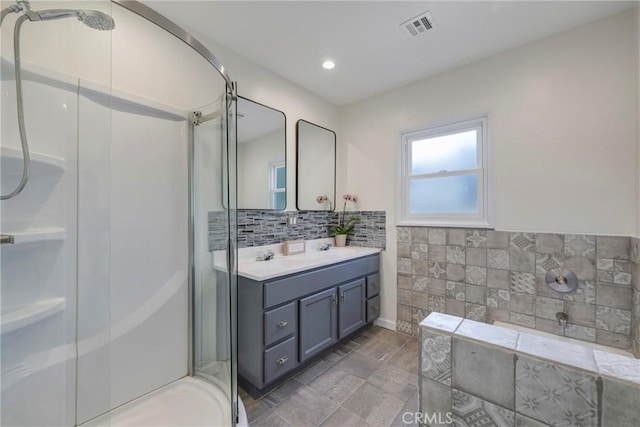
[367,295,380,323]
[366,273,380,298]
[264,302,296,346]
[264,336,297,383]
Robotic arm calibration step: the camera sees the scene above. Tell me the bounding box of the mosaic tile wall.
[208,210,386,250]
[397,227,636,351]
[632,237,640,357]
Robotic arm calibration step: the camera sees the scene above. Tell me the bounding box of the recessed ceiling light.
[322,60,335,70]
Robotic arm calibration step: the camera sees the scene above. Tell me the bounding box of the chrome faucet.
[256,250,275,261]
[318,242,331,251]
[556,312,568,328]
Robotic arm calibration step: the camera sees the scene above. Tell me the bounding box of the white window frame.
[398,116,491,228]
[269,161,286,209]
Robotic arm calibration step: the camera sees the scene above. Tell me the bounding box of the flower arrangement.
[329,194,360,237]
[316,194,332,210]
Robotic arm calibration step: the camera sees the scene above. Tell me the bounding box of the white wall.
[192,35,340,211]
[339,9,638,328]
[637,7,640,238]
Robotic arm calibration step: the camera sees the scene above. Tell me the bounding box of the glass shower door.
[191,86,238,425]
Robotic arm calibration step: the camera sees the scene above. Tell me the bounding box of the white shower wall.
[1,2,229,425]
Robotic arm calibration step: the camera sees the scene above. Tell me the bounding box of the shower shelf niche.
[1,146,67,175]
[1,228,66,245]
[1,297,66,335]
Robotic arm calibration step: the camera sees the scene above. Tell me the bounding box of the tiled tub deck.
[419,313,640,427]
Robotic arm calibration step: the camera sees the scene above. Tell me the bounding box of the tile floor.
[239,326,419,427]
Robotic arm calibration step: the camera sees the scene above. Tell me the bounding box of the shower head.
[25,8,115,31]
[77,10,115,31]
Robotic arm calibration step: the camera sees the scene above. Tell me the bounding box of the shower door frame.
[111,0,239,423]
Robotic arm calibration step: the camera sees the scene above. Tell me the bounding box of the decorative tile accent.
[428,296,446,313]
[564,234,596,259]
[464,303,486,322]
[487,249,509,270]
[428,262,446,279]
[397,227,411,242]
[465,230,487,248]
[510,272,536,294]
[515,357,597,427]
[452,389,514,427]
[595,306,631,335]
[398,258,412,274]
[411,243,428,260]
[564,280,596,304]
[447,246,466,264]
[446,281,466,301]
[465,266,486,286]
[412,276,429,292]
[487,288,510,309]
[510,233,536,252]
[535,253,564,275]
[428,228,446,245]
[421,329,452,385]
[397,320,413,335]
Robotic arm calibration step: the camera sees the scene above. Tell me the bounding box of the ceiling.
[143,1,638,106]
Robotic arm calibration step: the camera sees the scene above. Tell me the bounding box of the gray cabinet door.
[299,287,337,362]
[338,279,366,339]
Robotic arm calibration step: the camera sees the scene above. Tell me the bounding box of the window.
[399,117,490,227]
[270,162,286,209]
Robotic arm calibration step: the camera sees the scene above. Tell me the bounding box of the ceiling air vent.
[400,11,435,37]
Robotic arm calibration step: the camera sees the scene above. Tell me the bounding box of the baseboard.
[374,317,396,331]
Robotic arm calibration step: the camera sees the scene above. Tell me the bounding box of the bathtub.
[80,376,247,427]
[420,313,640,427]
[492,320,635,358]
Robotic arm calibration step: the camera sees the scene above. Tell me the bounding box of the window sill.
[396,219,493,229]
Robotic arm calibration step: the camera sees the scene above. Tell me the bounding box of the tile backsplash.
[209,210,386,251]
[397,227,637,353]
[632,237,639,357]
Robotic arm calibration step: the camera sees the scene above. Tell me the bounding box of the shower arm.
[0,13,31,200]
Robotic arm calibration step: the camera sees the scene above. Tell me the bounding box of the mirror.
[237,96,286,210]
[296,120,336,211]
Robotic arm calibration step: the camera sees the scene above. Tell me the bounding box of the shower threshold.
[79,376,247,427]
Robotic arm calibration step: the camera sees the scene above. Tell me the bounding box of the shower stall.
[0,1,239,425]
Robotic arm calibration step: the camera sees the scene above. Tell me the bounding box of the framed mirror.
[296,120,336,211]
[237,96,286,210]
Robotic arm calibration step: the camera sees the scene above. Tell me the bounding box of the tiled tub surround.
[419,313,640,427]
[396,227,636,351]
[209,210,386,250]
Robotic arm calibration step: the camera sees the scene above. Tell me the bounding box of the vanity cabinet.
[238,253,379,397]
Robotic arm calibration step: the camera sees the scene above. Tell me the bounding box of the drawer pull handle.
[276,320,288,328]
[276,356,288,365]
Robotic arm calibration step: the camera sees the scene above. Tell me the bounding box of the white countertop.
[213,238,382,281]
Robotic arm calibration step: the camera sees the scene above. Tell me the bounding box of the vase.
[334,234,347,247]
